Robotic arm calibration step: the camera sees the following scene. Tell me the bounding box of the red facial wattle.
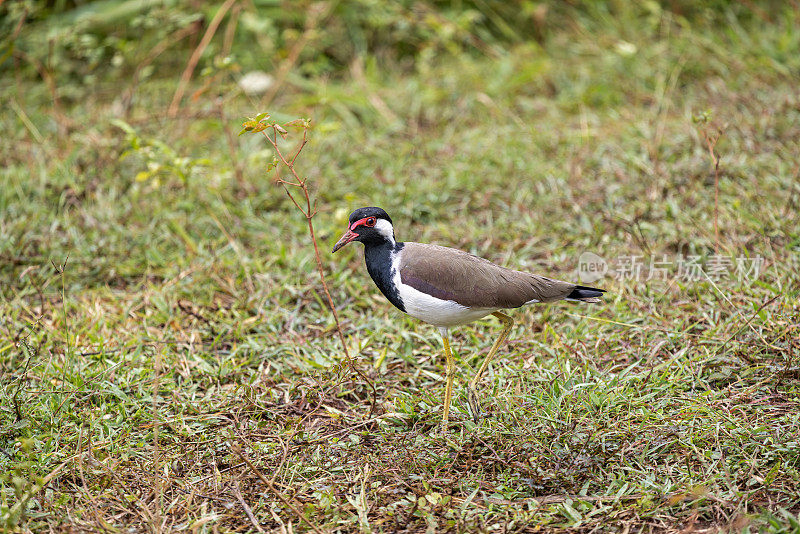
[332,217,377,253]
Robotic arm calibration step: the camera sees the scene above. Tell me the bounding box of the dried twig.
[262,124,348,358]
[696,117,726,254]
[242,114,377,416]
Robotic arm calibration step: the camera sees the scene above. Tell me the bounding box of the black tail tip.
[568,285,606,301]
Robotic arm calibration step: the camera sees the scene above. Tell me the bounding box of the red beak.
[332,229,358,253]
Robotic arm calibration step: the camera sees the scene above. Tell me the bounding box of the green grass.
[2,2,800,532]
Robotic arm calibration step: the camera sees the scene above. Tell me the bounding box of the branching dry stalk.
[261,120,349,359]
[241,114,376,414]
[698,121,725,254]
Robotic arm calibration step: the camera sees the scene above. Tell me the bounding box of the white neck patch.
[390,250,496,327]
[375,218,395,246]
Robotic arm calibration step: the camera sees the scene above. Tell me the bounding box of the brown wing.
[398,242,577,308]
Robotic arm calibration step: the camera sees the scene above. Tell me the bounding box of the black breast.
[364,242,406,313]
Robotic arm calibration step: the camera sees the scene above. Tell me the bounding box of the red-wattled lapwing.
[332,207,605,428]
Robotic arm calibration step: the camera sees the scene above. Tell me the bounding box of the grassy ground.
[2,3,800,532]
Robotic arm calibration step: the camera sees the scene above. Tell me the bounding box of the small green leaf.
[110,118,136,134]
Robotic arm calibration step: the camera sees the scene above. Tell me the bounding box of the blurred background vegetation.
[2,0,798,286]
[2,0,799,531]
[4,1,799,111]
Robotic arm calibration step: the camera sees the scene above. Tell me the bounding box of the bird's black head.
[332,206,395,252]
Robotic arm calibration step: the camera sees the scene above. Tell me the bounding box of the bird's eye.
[365,217,377,227]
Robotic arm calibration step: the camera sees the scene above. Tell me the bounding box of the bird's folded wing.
[398,242,576,308]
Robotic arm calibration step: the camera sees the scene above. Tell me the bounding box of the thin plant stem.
[251,118,377,416]
[261,127,350,362]
[699,124,723,254]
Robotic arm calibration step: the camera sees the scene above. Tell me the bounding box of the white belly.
[391,253,495,327]
[403,294,495,326]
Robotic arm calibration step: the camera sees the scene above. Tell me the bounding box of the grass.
[2,3,800,532]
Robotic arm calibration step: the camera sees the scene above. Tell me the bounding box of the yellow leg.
[468,311,513,421]
[440,329,455,430]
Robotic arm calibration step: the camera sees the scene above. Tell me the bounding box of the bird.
[332,206,605,429]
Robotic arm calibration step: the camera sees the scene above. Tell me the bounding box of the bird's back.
[398,242,578,309]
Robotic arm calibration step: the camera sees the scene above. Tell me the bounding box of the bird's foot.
[438,417,451,434]
[467,386,486,423]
